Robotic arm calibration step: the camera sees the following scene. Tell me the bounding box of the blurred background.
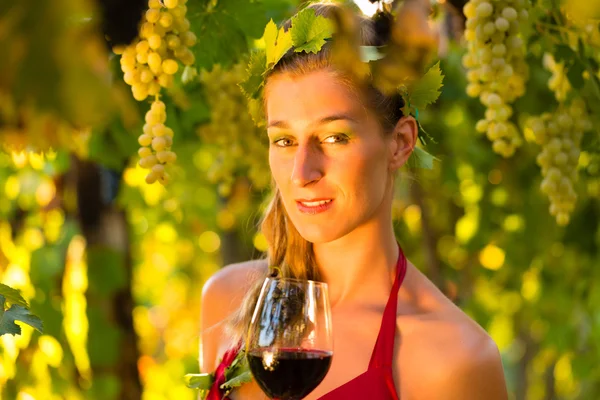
[0,0,599,399]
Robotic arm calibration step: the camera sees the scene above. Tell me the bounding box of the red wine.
[248,348,333,400]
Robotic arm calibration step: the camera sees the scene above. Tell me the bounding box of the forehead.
[265,70,366,126]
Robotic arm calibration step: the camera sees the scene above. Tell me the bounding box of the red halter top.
[208,245,408,400]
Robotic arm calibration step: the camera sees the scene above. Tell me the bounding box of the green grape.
[159,12,174,28]
[198,63,270,196]
[526,99,592,226]
[164,0,179,9]
[146,9,160,23]
[115,0,197,185]
[151,164,165,174]
[138,134,153,147]
[162,59,179,75]
[147,81,161,96]
[140,68,154,83]
[148,34,162,50]
[182,31,197,47]
[462,0,530,157]
[145,170,159,184]
[139,147,152,158]
[132,84,149,101]
[139,155,158,169]
[152,136,167,151]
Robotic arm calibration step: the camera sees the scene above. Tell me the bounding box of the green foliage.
[264,20,294,68]
[290,7,335,53]
[407,146,437,170]
[184,373,213,390]
[188,0,270,69]
[0,290,43,336]
[0,0,120,141]
[406,61,445,112]
[223,350,251,389]
[239,50,267,99]
[0,283,29,309]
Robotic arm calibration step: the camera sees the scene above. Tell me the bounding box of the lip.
[295,198,334,215]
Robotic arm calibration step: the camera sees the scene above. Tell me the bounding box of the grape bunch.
[527,99,592,226]
[137,100,177,184]
[197,64,270,197]
[114,0,196,184]
[462,0,530,157]
[115,0,195,100]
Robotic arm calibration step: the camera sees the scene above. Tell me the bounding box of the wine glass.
[247,277,333,400]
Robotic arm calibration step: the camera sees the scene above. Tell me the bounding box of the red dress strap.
[368,243,407,370]
[318,243,408,399]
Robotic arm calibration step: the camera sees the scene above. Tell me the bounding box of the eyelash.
[271,134,350,147]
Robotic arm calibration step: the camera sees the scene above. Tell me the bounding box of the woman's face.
[265,69,401,244]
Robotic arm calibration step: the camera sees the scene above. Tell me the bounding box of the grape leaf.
[264,19,293,68]
[408,61,444,111]
[222,350,252,390]
[0,283,29,308]
[408,146,438,170]
[566,60,585,90]
[290,8,335,54]
[221,370,252,390]
[239,50,267,99]
[0,298,44,336]
[188,0,268,69]
[248,98,266,127]
[184,373,214,390]
[554,44,576,64]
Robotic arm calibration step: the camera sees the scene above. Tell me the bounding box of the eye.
[272,137,294,147]
[323,134,350,144]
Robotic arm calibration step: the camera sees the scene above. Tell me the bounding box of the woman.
[200,3,508,399]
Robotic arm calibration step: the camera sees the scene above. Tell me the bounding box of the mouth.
[295,199,334,214]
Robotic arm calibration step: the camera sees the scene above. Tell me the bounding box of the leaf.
[248,98,266,127]
[264,20,293,68]
[184,373,214,390]
[553,44,576,64]
[408,61,444,111]
[221,370,252,389]
[188,0,268,69]
[222,348,252,389]
[239,50,267,99]
[566,60,585,90]
[0,303,44,336]
[408,146,438,170]
[0,283,29,308]
[290,7,334,54]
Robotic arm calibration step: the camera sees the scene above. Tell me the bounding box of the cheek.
[269,150,290,187]
[342,147,388,194]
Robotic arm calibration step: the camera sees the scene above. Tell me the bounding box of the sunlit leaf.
[0,300,43,336]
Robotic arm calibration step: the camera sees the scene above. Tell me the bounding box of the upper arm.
[421,334,508,400]
[199,260,267,373]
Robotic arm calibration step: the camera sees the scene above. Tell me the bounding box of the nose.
[291,143,323,187]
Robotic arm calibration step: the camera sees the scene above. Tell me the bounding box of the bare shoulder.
[397,263,508,399]
[200,259,268,372]
[201,258,268,311]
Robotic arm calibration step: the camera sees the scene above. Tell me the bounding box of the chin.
[293,220,351,244]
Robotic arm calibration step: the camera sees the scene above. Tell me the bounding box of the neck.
[313,197,399,308]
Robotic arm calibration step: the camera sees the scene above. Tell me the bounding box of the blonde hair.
[226,1,404,344]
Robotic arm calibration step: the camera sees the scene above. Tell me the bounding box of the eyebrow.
[267,114,358,129]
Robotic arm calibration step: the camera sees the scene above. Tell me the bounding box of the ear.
[388,116,418,170]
